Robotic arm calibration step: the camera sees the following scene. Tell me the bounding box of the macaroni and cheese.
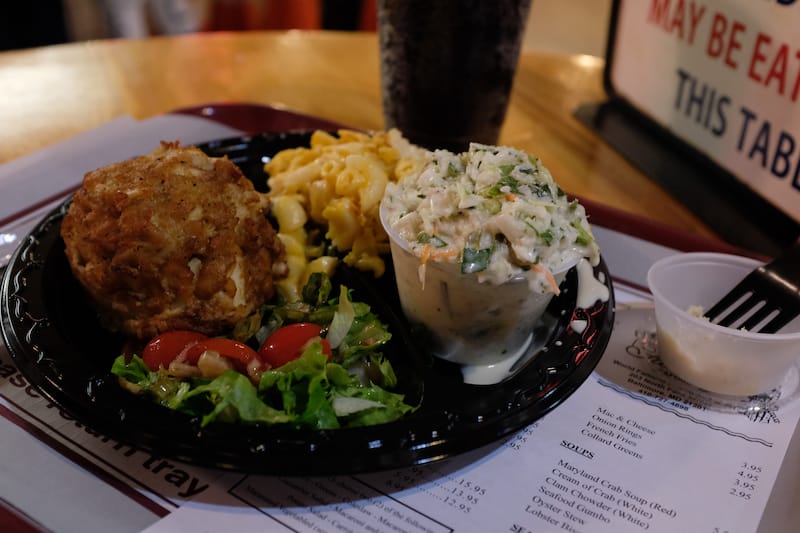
[265,129,421,301]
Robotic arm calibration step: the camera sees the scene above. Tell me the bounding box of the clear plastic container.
[647,252,800,396]
[379,201,573,380]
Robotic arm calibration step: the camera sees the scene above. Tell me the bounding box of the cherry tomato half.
[142,330,208,371]
[188,338,262,368]
[258,323,332,367]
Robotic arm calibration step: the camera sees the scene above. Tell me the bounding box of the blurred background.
[0,0,612,57]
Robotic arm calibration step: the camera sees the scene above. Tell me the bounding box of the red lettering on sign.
[669,0,687,39]
[749,33,771,83]
[706,12,746,70]
[648,0,672,26]
[706,13,726,59]
[688,2,706,45]
[765,44,790,95]
[648,0,706,45]
[748,32,800,103]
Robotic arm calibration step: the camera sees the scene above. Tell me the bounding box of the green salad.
[111,273,416,429]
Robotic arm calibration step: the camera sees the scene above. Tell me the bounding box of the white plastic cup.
[647,253,800,396]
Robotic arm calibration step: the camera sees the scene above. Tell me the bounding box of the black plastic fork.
[704,241,800,334]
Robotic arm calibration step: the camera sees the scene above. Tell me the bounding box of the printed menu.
[2,287,798,533]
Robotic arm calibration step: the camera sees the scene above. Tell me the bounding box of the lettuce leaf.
[332,384,415,427]
[110,275,417,429]
[181,371,292,426]
[111,346,414,429]
[258,342,340,429]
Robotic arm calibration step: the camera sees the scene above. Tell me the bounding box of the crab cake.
[61,141,287,339]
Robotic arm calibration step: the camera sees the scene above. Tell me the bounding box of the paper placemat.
[1,109,797,533]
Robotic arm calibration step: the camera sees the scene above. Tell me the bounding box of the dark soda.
[378,0,532,152]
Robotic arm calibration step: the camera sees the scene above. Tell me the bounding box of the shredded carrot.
[532,263,560,295]
[420,245,458,265]
[504,193,517,202]
[420,244,432,265]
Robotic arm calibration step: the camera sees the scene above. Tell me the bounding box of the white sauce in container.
[463,259,610,385]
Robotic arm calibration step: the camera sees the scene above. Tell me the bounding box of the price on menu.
[728,462,763,501]
[376,466,489,516]
[382,466,427,492]
[504,423,538,452]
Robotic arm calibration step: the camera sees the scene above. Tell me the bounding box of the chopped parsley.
[416,232,447,248]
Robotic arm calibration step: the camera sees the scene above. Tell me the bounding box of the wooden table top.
[0,30,718,240]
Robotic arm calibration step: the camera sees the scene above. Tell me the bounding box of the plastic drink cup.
[377,0,532,152]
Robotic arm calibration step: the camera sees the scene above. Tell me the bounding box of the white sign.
[608,0,800,222]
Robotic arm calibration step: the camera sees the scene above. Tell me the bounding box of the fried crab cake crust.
[61,142,287,339]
